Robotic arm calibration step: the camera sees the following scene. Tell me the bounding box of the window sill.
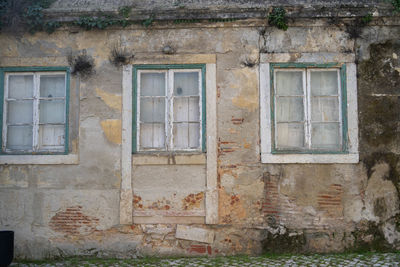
[0,154,79,165]
[261,153,359,164]
[132,153,206,165]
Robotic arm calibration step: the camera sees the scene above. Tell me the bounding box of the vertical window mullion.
[2,74,9,151]
[32,73,40,151]
[305,69,311,150]
[168,70,174,151]
[136,71,141,151]
[337,69,343,149]
[198,69,202,150]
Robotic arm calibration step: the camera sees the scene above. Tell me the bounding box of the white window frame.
[260,53,359,164]
[135,68,203,152]
[2,71,67,154]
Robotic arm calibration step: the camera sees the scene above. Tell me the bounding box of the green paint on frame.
[0,66,70,155]
[269,63,349,154]
[132,64,207,153]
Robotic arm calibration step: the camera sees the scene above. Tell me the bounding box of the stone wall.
[0,13,400,258]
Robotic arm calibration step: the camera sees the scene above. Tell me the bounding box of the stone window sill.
[132,153,206,165]
[261,153,359,164]
[0,154,79,165]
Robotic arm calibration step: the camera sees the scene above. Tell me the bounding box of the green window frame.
[270,63,348,154]
[132,64,206,153]
[0,67,70,155]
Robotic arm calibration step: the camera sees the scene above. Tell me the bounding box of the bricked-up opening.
[49,206,99,235]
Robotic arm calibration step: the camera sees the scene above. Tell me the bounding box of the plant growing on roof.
[268,7,288,31]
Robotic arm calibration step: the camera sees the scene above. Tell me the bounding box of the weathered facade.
[1,0,400,259]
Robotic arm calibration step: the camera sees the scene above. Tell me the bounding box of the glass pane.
[140,73,165,96]
[173,123,189,149]
[275,71,303,95]
[6,125,33,150]
[8,75,33,99]
[7,101,33,124]
[276,123,305,149]
[189,123,200,148]
[173,97,188,122]
[312,123,341,150]
[140,123,152,148]
[39,125,65,148]
[140,123,165,149]
[140,97,165,123]
[311,97,339,122]
[39,100,65,123]
[276,97,304,122]
[310,71,338,96]
[174,72,199,96]
[152,123,165,148]
[189,97,200,121]
[40,75,65,98]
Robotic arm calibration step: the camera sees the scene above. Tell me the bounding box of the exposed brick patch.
[133,194,143,209]
[187,244,212,255]
[317,184,343,217]
[182,192,204,210]
[262,173,280,223]
[231,117,244,125]
[218,139,239,156]
[188,244,206,254]
[49,206,99,235]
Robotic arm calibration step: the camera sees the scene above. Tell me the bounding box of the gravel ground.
[11,252,400,267]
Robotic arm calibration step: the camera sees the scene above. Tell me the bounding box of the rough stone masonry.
[0,0,400,259]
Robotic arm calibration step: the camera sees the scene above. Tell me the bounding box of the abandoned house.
[1,0,400,259]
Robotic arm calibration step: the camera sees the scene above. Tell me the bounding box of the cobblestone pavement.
[11,253,400,267]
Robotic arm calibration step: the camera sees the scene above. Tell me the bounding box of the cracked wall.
[0,14,399,259]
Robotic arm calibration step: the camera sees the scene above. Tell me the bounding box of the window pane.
[140,73,165,96]
[311,97,339,122]
[276,123,304,149]
[310,71,338,96]
[173,97,188,122]
[189,97,200,121]
[140,123,165,149]
[39,125,65,148]
[276,97,304,122]
[39,100,65,123]
[8,75,33,99]
[6,125,33,150]
[189,123,200,148]
[276,71,303,95]
[7,101,33,124]
[140,97,165,123]
[40,75,65,98]
[174,72,199,96]
[312,123,340,150]
[173,123,189,149]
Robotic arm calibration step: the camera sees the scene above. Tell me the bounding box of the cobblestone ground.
[11,253,400,267]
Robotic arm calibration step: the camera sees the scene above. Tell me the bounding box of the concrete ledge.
[260,53,355,63]
[0,154,79,165]
[132,153,206,165]
[133,216,204,224]
[261,153,359,164]
[175,225,214,244]
[133,54,216,65]
[133,210,205,216]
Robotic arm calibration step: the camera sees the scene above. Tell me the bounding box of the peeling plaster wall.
[0,15,400,258]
